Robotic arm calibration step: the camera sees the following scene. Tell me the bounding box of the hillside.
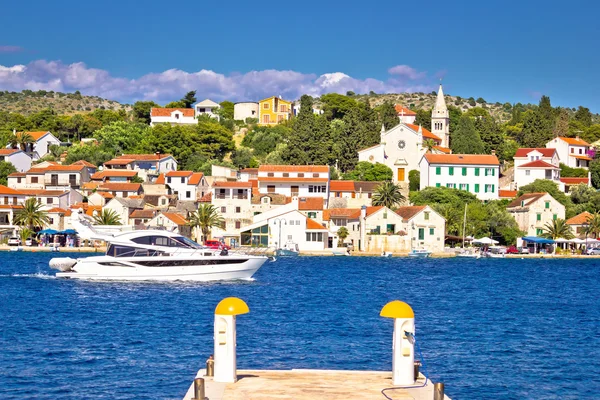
[0,90,130,115]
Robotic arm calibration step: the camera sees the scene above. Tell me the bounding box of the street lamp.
[273,218,287,251]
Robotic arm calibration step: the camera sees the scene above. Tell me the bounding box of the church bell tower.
[431,83,450,147]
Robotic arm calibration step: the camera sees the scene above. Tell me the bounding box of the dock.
[183,369,451,400]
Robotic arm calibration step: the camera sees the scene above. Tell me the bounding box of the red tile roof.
[213,181,252,188]
[29,165,85,173]
[566,211,592,225]
[519,160,558,169]
[155,173,165,184]
[258,165,329,173]
[151,108,195,117]
[98,183,142,192]
[507,193,547,208]
[323,206,382,221]
[104,159,135,165]
[0,204,23,209]
[166,171,194,177]
[0,149,22,155]
[423,154,500,165]
[47,207,71,216]
[560,177,589,185]
[395,206,426,221]
[161,212,188,225]
[72,160,97,168]
[329,180,355,191]
[306,218,327,230]
[433,146,452,154]
[0,185,23,195]
[239,168,259,173]
[17,131,51,141]
[199,192,212,202]
[514,148,557,158]
[405,123,442,142]
[91,170,138,179]
[188,172,204,185]
[259,177,329,183]
[18,189,69,196]
[557,136,590,146]
[8,172,26,177]
[499,190,518,199]
[394,105,417,116]
[130,209,157,219]
[296,197,324,210]
[571,155,593,161]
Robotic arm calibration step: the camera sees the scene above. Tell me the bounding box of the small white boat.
[408,249,432,258]
[456,249,480,259]
[275,242,299,257]
[332,249,350,256]
[483,246,506,258]
[381,251,393,258]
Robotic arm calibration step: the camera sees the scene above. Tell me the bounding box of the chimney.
[13,129,16,135]
[576,135,580,140]
[491,150,496,156]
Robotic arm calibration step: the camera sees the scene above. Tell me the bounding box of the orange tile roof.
[0,204,23,209]
[423,153,500,165]
[72,160,97,168]
[81,182,101,190]
[0,185,24,195]
[8,172,26,177]
[507,193,547,208]
[258,165,329,173]
[394,105,417,116]
[571,155,593,161]
[259,177,329,183]
[519,160,558,168]
[514,148,556,158]
[239,168,259,173]
[104,159,135,165]
[29,165,85,173]
[155,173,166,184]
[0,148,22,155]
[188,172,204,185]
[395,206,427,221]
[130,209,157,219]
[557,137,590,146]
[199,192,212,202]
[91,170,138,179]
[47,207,72,216]
[99,192,114,199]
[17,131,51,141]
[98,183,142,192]
[161,212,188,225]
[566,211,592,225]
[433,146,451,154]
[296,197,324,210]
[560,177,589,185]
[115,153,172,161]
[151,108,195,117]
[329,180,355,191]
[166,171,194,177]
[18,189,69,196]
[306,218,327,230]
[323,208,360,221]
[405,123,442,142]
[213,181,252,188]
[499,190,518,199]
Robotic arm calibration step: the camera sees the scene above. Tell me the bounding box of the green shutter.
[553,214,557,220]
[429,228,434,235]
[537,213,541,221]
[475,184,480,193]
[418,228,425,240]
[436,167,441,175]
[475,168,480,176]
[466,184,470,191]
[449,167,454,176]
[485,168,488,176]
[491,185,495,193]
[435,183,441,187]
[545,201,550,209]
[462,167,467,176]
[484,185,488,193]
[492,168,495,176]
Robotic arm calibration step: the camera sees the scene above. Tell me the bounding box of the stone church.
[357,84,451,186]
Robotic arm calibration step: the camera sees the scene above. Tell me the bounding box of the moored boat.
[408,249,432,258]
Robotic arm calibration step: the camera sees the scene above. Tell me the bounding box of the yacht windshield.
[131,235,201,248]
[172,236,203,249]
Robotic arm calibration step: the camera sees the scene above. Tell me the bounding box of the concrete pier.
[183,369,451,400]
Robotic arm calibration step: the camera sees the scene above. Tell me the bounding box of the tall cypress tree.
[475,116,505,159]
[518,110,547,147]
[377,102,399,131]
[282,95,315,164]
[450,115,485,154]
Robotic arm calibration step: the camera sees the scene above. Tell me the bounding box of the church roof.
[404,123,442,142]
[394,105,416,116]
[432,84,448,115]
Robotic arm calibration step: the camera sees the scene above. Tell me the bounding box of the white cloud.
[0,60,438,103]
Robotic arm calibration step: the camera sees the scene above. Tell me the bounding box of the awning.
[571,155,592,161]
[522,236,555,244]
[38,229,58,235]
[59,229,78,235]
[473,237,498,245]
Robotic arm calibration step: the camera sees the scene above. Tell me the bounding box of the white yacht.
[49,211,267,282]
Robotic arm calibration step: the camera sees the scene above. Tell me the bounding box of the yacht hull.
[55,255,266,282]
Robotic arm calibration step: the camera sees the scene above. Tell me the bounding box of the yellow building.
[258,96,292,125]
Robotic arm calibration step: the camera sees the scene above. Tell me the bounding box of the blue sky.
[1,0,599,111]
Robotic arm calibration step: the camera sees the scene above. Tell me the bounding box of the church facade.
[357,84,451,185]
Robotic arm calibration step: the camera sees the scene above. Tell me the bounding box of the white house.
[10,163,95,191]
[19,188,83,210]
[507,192,565,237]
[193,99,220,120]
[97,183,143,198]
[210,181,253,246]
[419,153,501,200]
[329,180,380,208]
[13,131,61,160]
[91,169,139,183]
[546,136,592,169]
[0,149,31,172]
[513,148,563,190]
[146,212,191,237]
[150,108,197,126]
[103,154,177,182]
[256,165,330,200]
[103,198,144,225]
[395,205,446,253]
[164,171,208,201]
[233,102,259,121]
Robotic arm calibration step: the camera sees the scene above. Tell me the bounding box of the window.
[484,184,495,193]
[579,148,583,154]
[308,185,326,193]
[536,228,543,235]
[446,183,455,189]
[267,172,274,177]
[267,185,275,193]
[46,198,53,204]
[435,167,441,175]
[199,108,206,113]
[536,213,541,221]
[308,212,317,218]
[449,167,454,176]
[167,177,171,183]
[306,232,323,242]
[383,212,388,219]
[459,183,468,190]
[263,115,270,124]
[17,177,21,183]
[312,173,319,178]
[161,199,167,206]
[283,173,289,177]
[424,212,430,220]
[262,197,270,204]
[31,177,38,183]
[475,168,480,176]
[545,201,550,209]
[429,228,435,235]
[277,115,284,122]
[521,200,525,206]
[181,177,185,183]
[280,105,287,112]
[235,221,241,229]
[525,170,530,176]
[3,196,7,204]
[298,173,304,177]
[462,167,467,176]
[332,218,346,226]
[418,228,425,241]
[186,191,191,198]
[221,206,226,213]
[263,103,269,109]
[570,148,574,153]
[435,183,441,187]
[175,114,179,120]
[474,184,480,193]
[235,207,241,213]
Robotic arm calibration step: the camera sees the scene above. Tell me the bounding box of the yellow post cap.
[380,300,414,319]
[215,297,250,316]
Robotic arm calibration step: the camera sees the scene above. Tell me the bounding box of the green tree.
[553,108,570,137]
[219,101,235,120]
[181,91,197,108]
[585,212,600,238]
[376,102,399,131]
[231,147,257,169]
[242,125,291,157]
[337,227,349,246]
[131,175,144,184]
[421,139,437,153]
[164,101,186,108]
[560,163,588,178]
[132,101,161,124]
[517,110,548,147]
[541,218,574,239]
[320,93,358,120]
[0,161,17,185]
[13,198,50,230]
[574,106,592,127]
[408,170,420,191]
[517,179,572,209]
[342,162,392,181]
[19,227,35,244]
[65,144,115,166]
[450,115,485,154]
[590,159,600,189]
[414,109,432,130]
[372,181,405,209]
[93,121,150,153]
[92,209,122,225]
[187,204,225,242]
[16,132,34,152]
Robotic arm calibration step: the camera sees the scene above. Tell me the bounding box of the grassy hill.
[0,90,130,115]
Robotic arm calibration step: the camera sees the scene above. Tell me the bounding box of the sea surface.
[1,253,599,399]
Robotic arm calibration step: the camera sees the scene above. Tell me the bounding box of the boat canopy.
[522,236,555,244]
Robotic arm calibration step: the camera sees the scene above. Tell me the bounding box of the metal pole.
[433,382,445,400]
[193,377,205,400]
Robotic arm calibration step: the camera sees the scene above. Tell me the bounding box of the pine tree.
[553,108,570,137]
[518,110,547,147]
[377,102,399,131]
[450,115,485,154]
[414,109,432,130]
[282,95,315,165]
[574,106,592,127]
[475,116,505,159]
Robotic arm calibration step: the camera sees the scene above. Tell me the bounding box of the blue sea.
[1,253,599,399]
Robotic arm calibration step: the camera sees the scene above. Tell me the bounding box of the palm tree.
[13,198,49,230]
[16,133,34,152]
[19,227,35,244]
[337,226,349,246]
[187,204,225,243]
[541,218,574,240]
[92,209,122,225]
[585,212,600,239]
[421,139,437,153]
[372,181,405,209]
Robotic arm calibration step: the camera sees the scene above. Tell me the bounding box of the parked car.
[586,247,600,255]
[204,240,231,250]
[519,247,530,254]
[506,246,519,254]
[7,237,21,246]
[25,238,37,246]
